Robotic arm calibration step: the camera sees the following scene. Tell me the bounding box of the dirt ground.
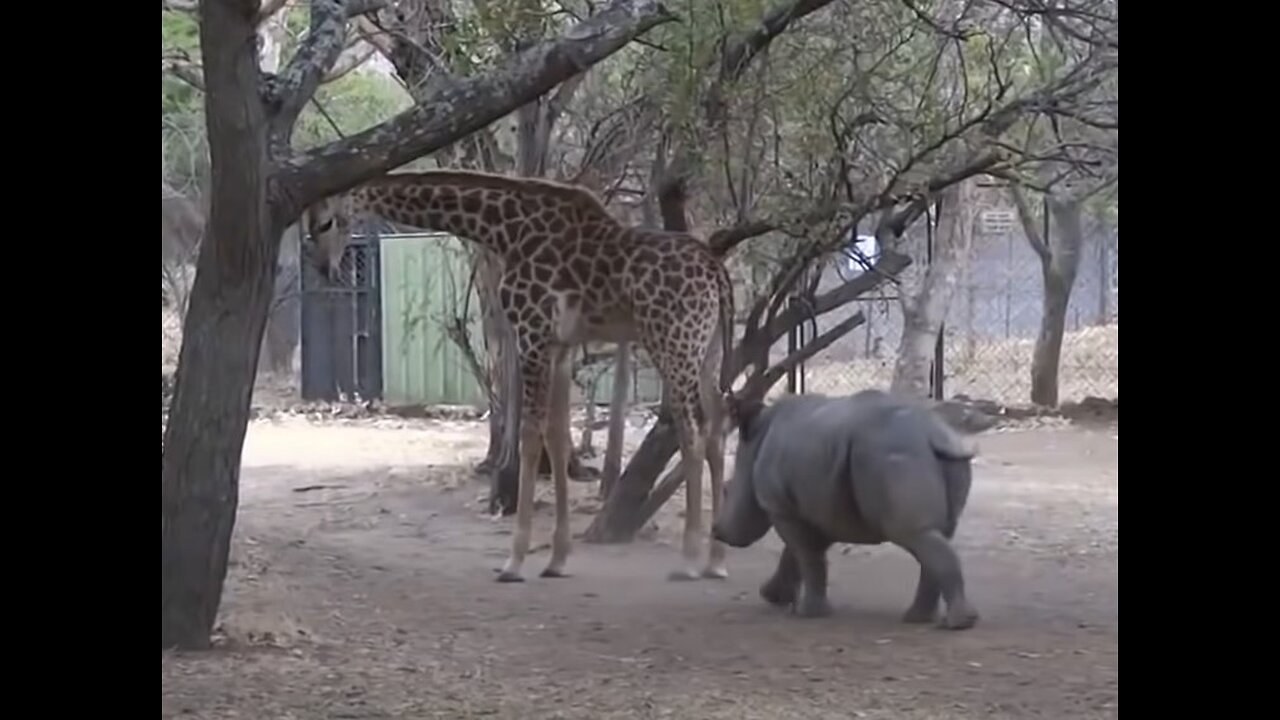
[161,413,1118,720]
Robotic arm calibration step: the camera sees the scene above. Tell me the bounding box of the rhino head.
[711,404,774,548]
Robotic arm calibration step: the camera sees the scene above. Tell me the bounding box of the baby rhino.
[711,389,980,630]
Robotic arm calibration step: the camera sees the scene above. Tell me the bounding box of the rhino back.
[750,396,882,541]
[845,403,953,538]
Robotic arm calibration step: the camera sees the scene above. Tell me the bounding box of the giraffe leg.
[541,348,574,578]
[702,421,729,580]
[668,412,707,582]
[498,358,550,584]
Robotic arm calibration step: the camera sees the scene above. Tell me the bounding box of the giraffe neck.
[349,177,514,255]
[344,171,624,258]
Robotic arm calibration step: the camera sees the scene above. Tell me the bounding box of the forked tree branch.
[1008,182,1050,260]
[266,0,350,146]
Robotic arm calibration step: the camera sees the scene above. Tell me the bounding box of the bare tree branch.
[660,0,839,203]
[323,42,377,82]
[717,0,838,89]
[707,148,1005,258]
[760,309,866,388]
[163,0,385,24]
[265,0,351,149]
[279,0,677,209]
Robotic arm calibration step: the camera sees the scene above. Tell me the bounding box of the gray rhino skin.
[711,389,980,630]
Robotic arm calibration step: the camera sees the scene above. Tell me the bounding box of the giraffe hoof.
[667,568,701,582]
[495,570,525,583]
[701,566,729,580]
[540,567,571,579]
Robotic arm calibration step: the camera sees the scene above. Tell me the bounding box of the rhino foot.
[939,603,979,630]
[760,579,798,607]
[795,596,832,618]
[902,604,939,624]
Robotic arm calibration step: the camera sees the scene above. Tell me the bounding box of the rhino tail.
[940,452,973,539]
[925,410,976,538]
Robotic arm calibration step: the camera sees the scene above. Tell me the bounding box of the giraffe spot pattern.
[318,171,733,435]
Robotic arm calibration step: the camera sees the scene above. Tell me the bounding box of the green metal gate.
[380,233,486,406]
[380,232,666,408]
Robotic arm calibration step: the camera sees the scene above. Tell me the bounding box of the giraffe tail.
[716,267,736,398]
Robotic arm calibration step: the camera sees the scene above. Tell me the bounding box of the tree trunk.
[584,410,682,541]
[488,314,524,514]
[599,341,630,500]
[261,224,301,375]
[1095,225,1111,325]
[891,184,970,397]
[161,0,277,650]
[474,250,507,468]
[1030,197,1085,406]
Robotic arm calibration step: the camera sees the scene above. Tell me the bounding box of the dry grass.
[801,324,1118,405]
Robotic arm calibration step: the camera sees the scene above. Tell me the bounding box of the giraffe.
[303,170,737,583]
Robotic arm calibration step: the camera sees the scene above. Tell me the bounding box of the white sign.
[981,210,1016,234]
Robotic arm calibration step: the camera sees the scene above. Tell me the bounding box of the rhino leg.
[902,523,952,623]
[895,529,979,630]
[772,519,833,618]
[902,566,941,623]
[759,547,800,607]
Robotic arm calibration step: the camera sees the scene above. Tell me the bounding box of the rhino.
[710,389,980,630]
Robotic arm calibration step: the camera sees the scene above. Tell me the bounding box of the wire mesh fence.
[795,223,1118,407]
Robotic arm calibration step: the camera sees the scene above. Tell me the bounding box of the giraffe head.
[301,196,352,282]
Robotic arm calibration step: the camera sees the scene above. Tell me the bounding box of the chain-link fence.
[796,222,1118,407]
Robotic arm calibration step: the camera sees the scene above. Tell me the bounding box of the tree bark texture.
[1010,187,1086,407]
[1031,197,1085,406]
[891,183,971,398]
[161,0,276,650]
